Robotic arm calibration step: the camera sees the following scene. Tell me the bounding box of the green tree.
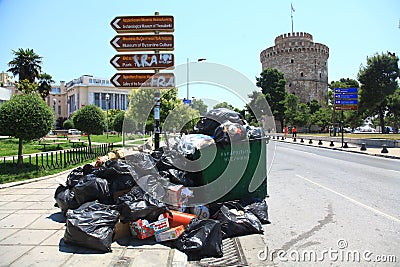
[284,93,298,127]
[191,99,208,115]
[72,105,105,149]
[213,101,235,110]
[63,119,74,129]
[38,73,54,100]
[0,94,53,166]
[126,88,155,133]
[358,52,399,133]
[387,88,400,132]
[7,48,42,83]
[163,104,200,132]
[256,68,287,131]
[113,111,135,135]
[311,107,333,131]
[246,90,270,126]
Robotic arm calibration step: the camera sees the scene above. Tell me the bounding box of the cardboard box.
[155,225,185,242]
[130,213,170,239]
[113,220,131,241]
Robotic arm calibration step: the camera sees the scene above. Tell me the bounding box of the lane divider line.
[295,174,400,224]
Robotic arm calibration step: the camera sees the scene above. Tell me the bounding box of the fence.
[1,143,113,174]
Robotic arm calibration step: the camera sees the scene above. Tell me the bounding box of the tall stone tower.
[260,32,329,104]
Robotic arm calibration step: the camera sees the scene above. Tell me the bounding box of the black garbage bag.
[241,198,270,224]
[64,200,120,253]
[72,174,111,205]
[217,202,263,238]
[93,160,136,193]
[125,152,159,178]
[135,174,170,200]
[195,117,221,136]
[116,185,170,223]
[175,219,223,260]
[150,146,165,163]
[159,169,195,187]
[206,108,244,125]
[54,185,80,215]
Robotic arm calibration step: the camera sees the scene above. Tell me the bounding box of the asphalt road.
[257,141,400,266]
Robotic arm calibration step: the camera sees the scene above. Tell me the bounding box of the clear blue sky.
[1,0,399,108]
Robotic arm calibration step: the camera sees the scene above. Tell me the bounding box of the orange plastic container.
[168,210,197,228]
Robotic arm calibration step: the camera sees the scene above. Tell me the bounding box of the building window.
[89,78,92,83]
[94,93,100,107]
[300,72,304,77]
[319,72,322,79]
[290,59,294,64]
[289,83,292,87]
[58,105,61,115]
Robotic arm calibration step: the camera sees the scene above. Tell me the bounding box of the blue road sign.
[335,100,358,105]
[183,99,192,105]
[334,88,358,93]
[334,93,358,99]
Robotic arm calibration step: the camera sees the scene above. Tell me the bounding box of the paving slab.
[0,245,35,266]
[0,213,43,229]
[62,247,124,266]
[9,245,72,267]
[0,229,57,245]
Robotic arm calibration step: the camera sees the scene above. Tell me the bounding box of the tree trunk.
[17,138,23,167]
[88,134,92,153]
[379,108,386,134]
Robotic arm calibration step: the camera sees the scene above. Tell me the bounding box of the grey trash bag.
[54,185,79,215]
[72,174,111,205]
[63,201,120,253]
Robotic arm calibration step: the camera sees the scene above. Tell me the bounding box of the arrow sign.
[111,16,174,33]
[110,34,174,52]
[110,53,174,70]
[111,73,175,88]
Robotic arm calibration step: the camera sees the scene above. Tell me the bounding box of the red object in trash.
[168,210,197,228]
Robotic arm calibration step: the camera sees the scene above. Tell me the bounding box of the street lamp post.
[53,98,57,131]
[186,58,206,101]
[106,93,110,139]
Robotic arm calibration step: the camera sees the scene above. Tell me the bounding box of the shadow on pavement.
[47,212,66,223]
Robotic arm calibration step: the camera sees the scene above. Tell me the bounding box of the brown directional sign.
[334,105,358,111]
[110,34,174,52]
[111,73,175,88]
[110,53,174,70]
[111,16,174,33]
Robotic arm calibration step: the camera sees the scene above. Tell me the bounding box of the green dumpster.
[193,138,268,203]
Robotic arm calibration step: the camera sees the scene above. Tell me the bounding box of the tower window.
[289,83,292,87]
[290,59,294,63]
[300,72,304,77]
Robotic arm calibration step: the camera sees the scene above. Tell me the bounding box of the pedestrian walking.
[292,126,297,138]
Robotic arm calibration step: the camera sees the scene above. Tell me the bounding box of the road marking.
[296,174,400,224]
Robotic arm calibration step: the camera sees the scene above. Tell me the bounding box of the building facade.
[0,72,15,88]
[45,75,132,126]
[260,32,329,104]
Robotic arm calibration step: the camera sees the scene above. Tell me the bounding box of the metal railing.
[1,143,113,174]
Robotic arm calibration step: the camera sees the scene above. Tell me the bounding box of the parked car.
[68,129,81,135]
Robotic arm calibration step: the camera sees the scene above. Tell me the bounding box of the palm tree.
[38,73,54,99]
[7,48,42,83]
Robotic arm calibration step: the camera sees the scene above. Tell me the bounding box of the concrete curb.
[275,139,400,160]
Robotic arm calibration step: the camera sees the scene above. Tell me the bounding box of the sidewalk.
[274,135,400,159]
[0,169,188,266]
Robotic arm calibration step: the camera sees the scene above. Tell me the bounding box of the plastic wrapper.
[64,201,120,253]
[125,153,159,178]
[217,202,263,238]
[213,121,247,146]
[54,185,79,215]
[176,134,214,155]
[247,127,266,139]
[72,174,111,205]
[159,169,195,187]
[175,219,223,260]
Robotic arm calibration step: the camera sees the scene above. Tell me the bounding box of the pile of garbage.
[54,108,270,260]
